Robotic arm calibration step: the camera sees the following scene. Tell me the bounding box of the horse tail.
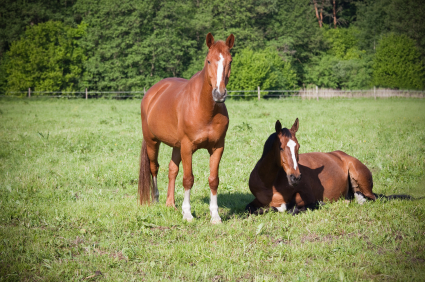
[373,193,421,201]
[138,139,152,205]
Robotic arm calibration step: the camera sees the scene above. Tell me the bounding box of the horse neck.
[256,147,281,188]
[187,68,216,113]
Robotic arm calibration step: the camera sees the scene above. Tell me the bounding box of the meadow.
[0,97,424,281]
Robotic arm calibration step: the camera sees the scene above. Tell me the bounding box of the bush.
[4,21,87,95]
[305,27,373,89]
[226,48,297,94]
[373,33,424,90]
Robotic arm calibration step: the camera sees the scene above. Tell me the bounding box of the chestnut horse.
[138,33,235,223]
[246,118,379,214]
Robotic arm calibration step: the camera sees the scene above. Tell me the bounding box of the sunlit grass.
[0,98,424,281]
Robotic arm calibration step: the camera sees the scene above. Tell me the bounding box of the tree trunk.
[313,0,322,28]
[333,0,337,28]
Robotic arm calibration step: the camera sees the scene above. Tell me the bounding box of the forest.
[0,0,424,94]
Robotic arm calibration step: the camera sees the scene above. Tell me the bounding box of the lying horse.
[139,33,235,223]
[246,118,380,214]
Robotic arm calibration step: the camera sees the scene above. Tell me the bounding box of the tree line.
[0,0,424,95]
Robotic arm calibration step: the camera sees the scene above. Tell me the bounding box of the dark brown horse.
[246,118,379,214]
[139,33,235,223]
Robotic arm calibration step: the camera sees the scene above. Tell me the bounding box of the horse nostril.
[296,174,302,181]
[290,174,301,184]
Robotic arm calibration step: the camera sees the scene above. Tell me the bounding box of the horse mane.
[260,128,292,160]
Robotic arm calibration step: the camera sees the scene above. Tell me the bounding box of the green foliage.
[306,55,372,89]
[305,55,340,89]
[0,0,423,91]
[4,21,87,94]
[355,0,425,63]
[265,0,323,81]
[0,54,8,92]
[323,27,362,60]
[0,0,77,59]
[373,33,424,90]
[386,0,425,61]
[74,0,201,91]
[305,27,372,89]
[226,48,297,94]
[354,0,389,51]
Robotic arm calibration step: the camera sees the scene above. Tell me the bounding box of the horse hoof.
[211,218,222,224]
[355,192,367,205]
[183,214,194,222]
[166,202,177,210]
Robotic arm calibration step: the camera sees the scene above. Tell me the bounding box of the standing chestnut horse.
[246,118,378,214]
[139,33,234,223]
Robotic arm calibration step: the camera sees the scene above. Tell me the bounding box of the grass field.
[0,97,424,281]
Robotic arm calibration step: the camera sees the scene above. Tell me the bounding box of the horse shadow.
[201,191,255,220]
[297,165,326,201]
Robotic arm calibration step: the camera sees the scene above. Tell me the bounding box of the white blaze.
[216,53,224,89]
[287,139,298,170]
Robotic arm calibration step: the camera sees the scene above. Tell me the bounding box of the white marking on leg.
[287,139,298,170]
[153,176,159,202]
[182,189,193,221]
[275,203,287,212]
[209,192,222,224]
[355,192,367,205]
[216,53,224,89]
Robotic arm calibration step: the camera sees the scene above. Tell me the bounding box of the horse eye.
[208,60,210,64]
[280,148,284,151]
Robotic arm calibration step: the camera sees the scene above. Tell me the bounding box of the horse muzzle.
[212,88,227,103]
[288,173,302,186]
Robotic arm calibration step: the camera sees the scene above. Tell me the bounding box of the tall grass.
[0,98,424,281]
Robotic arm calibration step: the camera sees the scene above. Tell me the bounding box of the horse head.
[275,118,302,186]
[205,33,235,103]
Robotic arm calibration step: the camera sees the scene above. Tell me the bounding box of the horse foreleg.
[246,198,267,214]
[208,146,224,224]
[181,142,194,221]
[166,147,181,208]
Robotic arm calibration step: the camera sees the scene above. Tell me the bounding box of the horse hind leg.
[146,140,161,203]
[348,160,376,205]
[166,147,181,208]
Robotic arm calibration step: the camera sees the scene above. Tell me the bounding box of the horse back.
[295,152,350,202]
[141,77,188,114]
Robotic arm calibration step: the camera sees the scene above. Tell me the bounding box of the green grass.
[0,98,424,281]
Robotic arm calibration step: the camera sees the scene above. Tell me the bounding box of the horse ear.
[275,120,282,134]
[206,33,214,49]
[291,118,299,133]
[226,34,235,49]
